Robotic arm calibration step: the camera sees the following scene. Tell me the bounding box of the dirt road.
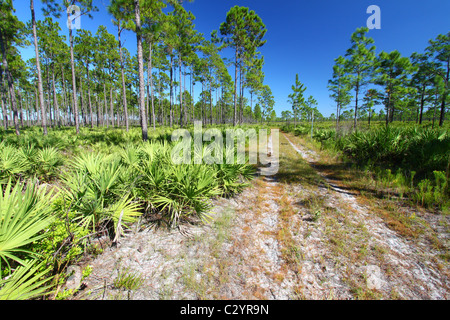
[78,131,449,300]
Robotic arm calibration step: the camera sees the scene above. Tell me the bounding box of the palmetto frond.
[0,260,53,300]
[0,180,55,272]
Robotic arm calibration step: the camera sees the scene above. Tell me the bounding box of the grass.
[113,267,145,291]
[284,128,449,247]
[284,122,450,211]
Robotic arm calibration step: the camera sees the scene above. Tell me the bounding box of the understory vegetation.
[0,126,257,300]
[281,121,450,211]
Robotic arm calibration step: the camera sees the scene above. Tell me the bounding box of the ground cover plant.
[1,0,449,302]
[281,121,450,211]
[0,126,258,299]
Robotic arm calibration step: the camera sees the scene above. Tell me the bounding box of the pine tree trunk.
[68,14,80,134]
[0,31,19,135]
[18,90,24,128]
[96,95,100,127]
[439,61,449,127]
[27,98,31,127]
[169,54,173,127]
[385,89,391,127]
[110,86,114,127]
[419,88,425,125]
[150,43,156,130]
[336,102,340,135]
[85,63,94,128]
[30,0,47,135]
[60,65,68,126]
[354,83,359,130]
[191,74,195,122]
[432,91,438,128]
[135,0,148,141]
[183,65,187,125]
[146,66,150,128]
[239,62,243,124]
[209,83,213,125]
[103,83,108,128]
[221,86,224,124]
[115,90,119,127]
[45,61,53,128]
[79,76,86,126]
[117,24,129,132]
[438,91,446,127]
[51,64,61,127]
[233,48,238,126]
[0,69,7,130]
[179,55,183,127]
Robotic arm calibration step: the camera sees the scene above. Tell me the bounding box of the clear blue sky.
[15,0,450,117]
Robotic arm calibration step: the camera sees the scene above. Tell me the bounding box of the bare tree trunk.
[439,61,449,127]
[103,83,108,128]
[45,60,54,128]
[179,54,183,127]
[96,94,100,127]
[191,74,195,122]
[385,89,391,127]
[17,90,24,128]
[239,62,243,124]
[150,43,156,130]
[169,54,173,127]
[209,83,213,125]
[60,65,68,126]
[0,69,7,130]
[354,82,359,130]
[117,23,129,131]
[183,65,187,125]
[35,87,39,124]
[233,48,238,126]
[26,96,31,127]
[216,87,219,124]
[110,86,114,127]
[67,12,80,133]
[202,82,206,125]
[30,0,47,135]
[419,88,425,125]
[433,90,439,129]
[85,63,94,128]
[0,31,19,135]
[439,90,447,127]
[134,0,148,141]
[221,86,224,124]
[79,76,86,126]
[51,64,61,127]
[158,79,163,126]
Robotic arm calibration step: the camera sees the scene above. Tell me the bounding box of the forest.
[0,0,449,301]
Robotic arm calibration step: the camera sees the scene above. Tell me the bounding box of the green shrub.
[0,180,56,300]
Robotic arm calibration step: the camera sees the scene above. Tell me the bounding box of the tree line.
[327,27,449,131]
[0,0,274,141]
[285,27,449,131]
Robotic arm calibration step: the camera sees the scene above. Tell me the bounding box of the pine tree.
[328,56,352,134]
[344,27,376,129]
[218,6,266,126]
[43,0,98,134]
[374,50,414,125]
[287,73,306,127]
[0,0,25,136]
[426,32,450,126]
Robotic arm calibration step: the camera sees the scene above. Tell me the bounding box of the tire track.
[281,132,449,299]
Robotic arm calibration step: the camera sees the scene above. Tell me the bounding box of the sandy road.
[77,131,449,300]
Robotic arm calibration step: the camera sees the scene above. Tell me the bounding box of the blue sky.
[15,0,450,117]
